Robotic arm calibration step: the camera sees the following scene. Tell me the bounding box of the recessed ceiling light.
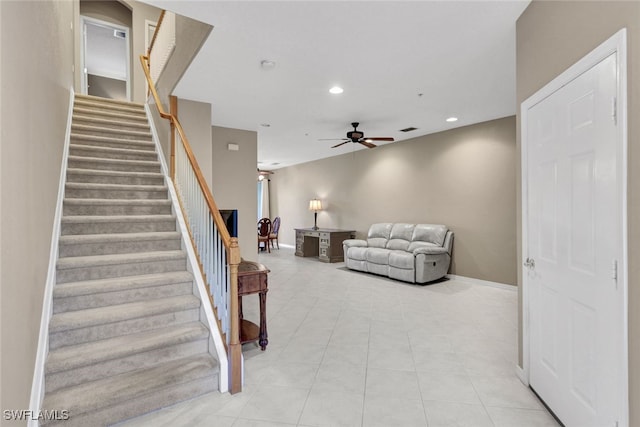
[329,86,344,94]
[260,60,276,70]
[446,117,458,122]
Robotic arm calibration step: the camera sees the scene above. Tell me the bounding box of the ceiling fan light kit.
[321,122,395,149]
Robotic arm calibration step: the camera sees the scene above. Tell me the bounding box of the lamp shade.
[309,199,322,211]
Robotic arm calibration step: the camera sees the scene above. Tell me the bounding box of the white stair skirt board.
[29,87,76,427]
[145,104,230,393]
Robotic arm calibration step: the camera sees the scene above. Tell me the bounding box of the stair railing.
[140,36,242,393]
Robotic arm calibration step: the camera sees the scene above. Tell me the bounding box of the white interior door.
[524,51,624,426]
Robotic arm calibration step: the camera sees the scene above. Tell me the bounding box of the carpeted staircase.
[41,94,219,426]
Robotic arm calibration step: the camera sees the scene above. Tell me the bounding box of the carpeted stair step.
[70,133,156,151]
[69,144,157,162]
[73,107,149,124]
[65,182,168,200]
[73,98,146,116]
[73,114,151,132]
[48,294,201,349]
[45,322,209,392]
[63,198,172,216]
[53,271,194,313]
[59,231,180,257]
[56,250,187,284]
[61,214,176,235]
[66,168,164,186]
[68,156,161,173]
[75,94,145,109]
[41,354,218,427]
[71,124,153,141]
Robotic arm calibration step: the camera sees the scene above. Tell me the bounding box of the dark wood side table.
[237,260,269,350]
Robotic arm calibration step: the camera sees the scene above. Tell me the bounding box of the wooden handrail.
[147,10,166,57]
[139,54,232,248]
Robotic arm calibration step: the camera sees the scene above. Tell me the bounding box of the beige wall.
[177,98,213,190]
[0,0,75,418]
[516,1,640,424]
[270,117,517,285]
[211,126,259,262]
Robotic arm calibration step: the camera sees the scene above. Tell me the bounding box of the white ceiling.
[85,21,127,80]
[143,1,530,169]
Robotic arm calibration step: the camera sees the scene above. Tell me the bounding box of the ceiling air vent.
[399,127,418,133]
[113,30,126,39]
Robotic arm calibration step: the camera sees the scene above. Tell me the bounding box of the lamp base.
[313,212,319,230]
[312,226,319,230]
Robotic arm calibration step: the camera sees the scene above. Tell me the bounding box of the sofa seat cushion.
[389,250,415,269]
[366,248,391,265]
[347,246,369,261]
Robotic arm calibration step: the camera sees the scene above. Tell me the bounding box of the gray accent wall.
[269,116,517,285]
[516,1,640,423]
[0,0,75,415]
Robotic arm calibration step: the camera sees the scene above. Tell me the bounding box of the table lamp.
[309,199,322,230]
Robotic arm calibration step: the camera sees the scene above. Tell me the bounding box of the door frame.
[520,28,628,426]
[80,15,131,101]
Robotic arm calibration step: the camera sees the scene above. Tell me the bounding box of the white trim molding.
[520,28,628,427]
[29,87,75,427]
[445,274,516,292]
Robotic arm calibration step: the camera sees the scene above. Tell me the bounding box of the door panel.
[526,52,620,427]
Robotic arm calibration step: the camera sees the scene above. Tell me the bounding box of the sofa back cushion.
[408,224,448,251]
[367,223,393,248]
[386,223,415,251]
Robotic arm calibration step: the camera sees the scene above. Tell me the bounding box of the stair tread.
[49,294,200,333]
[73,114,151,129]
[73,107,149,122]
[46,322,209,374]
[71,124,152,138]
[74,99,147,114]
[67,168,163,178]
[70,132,155,146]
[70,143,157,156]
[62,214,175,223]
[42,354,216,416]
[66,182,167,191]
[57,250,186,270]
[53,271,194,298]
[75,94,145,108]
[68,155,160,166]
[64,198,171,205]
[59,231,180,244]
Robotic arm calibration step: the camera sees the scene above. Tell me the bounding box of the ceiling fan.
[319,122,394,148]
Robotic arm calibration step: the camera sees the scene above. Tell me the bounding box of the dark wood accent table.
[237,260,269,350]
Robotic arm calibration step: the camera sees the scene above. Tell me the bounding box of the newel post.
[228,237,242,394]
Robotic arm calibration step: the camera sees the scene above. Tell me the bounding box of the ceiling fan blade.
[331,141,350,148]
[359,141,377,149]
[318,138,348,141]
[364,137,394,141]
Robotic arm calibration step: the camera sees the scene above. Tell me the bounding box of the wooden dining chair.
[269,216,281,249]
[257,218,271,253]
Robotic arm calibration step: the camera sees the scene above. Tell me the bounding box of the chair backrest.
[258,218,271,237]
[271,216,281,234]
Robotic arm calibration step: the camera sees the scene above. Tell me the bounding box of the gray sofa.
[343,223,453,283]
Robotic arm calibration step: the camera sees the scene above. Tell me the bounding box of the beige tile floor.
[119,247,560,427]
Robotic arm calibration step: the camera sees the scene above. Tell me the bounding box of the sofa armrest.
[412,246,448,255]
[343,239,368,248]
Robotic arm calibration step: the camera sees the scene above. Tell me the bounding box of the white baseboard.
[515,364,529,385]
[446,274,516,292]
[29,87,76,427]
